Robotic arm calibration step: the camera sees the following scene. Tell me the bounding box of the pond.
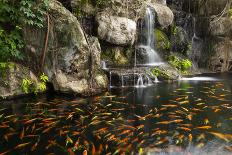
[0,73,232,155]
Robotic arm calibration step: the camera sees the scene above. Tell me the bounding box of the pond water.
[0,73,232,155]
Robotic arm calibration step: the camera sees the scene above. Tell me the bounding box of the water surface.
[0,73,232,155]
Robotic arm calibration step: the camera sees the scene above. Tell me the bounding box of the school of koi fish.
[0,80,232,155]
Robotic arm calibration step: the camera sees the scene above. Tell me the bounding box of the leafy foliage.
[21,78,33,94]
[21,73,49,94]
[0,0,49,62]
[168,55,192,73]
[37,73,49,92]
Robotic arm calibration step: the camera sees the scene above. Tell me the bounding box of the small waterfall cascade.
[121,76,124,87]
[154,76,159,83]
[145,75,153,85]
[109,71,112,88]
[101,61,107,70]
[136,74,145,87]
[109,70,155,88]
[136,7,163,66]
[106,7,166,88]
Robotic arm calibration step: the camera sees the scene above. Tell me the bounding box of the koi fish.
[195,126,212,130]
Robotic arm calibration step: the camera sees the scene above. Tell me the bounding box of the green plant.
[21,78,33,94]
[19,0,49,28]
[0,0,49,62]
[154,29,171,50]
[171,25,177,36]
[180,59,192,71]
[21,73,49,94]
[168,55,192,73]
[37,73,49,92]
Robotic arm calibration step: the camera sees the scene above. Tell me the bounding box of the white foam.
[181,77,219,81]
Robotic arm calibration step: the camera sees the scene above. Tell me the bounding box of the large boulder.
[96,14,137,45]
[23,0,107,96]
[0,63,40,99]
[148,3,174,27]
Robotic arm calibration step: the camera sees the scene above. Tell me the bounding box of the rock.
[152,0,167,5]
[101,46,132,66]
[0,63,40,99]
[70,0,173,28]
[71,0,96,15]
[135,46,150,65]
[114,47,129,65]
[209,38,232,72]
[210,17,232,37]
[198,0,228,16]
[151,64,181,80]
[96,13,136,45]
[149,3,174,27]
[171,26,189,53]
[88,37,102,67]
[23,0,107,96]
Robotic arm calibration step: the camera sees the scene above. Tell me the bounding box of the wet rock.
[96,13,136,46]
[135,46,150,65]
[171,26,189,54]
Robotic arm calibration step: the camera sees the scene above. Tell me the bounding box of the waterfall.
[101,61,107,70]
[137,7,163,66]
[136,74,145,87]
[154,76,159,83]
[145,75,153,85]
[109,71,112,88]
[121,75,124,87]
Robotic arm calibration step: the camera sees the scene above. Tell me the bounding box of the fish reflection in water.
[0,80,232,154]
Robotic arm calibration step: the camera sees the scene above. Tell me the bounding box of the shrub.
[0,0,49,62]
[168,55,192,73]
[21,73,49,94]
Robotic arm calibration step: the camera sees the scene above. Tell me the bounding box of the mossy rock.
[154,28,171,50]
[101,46,133,66]
[151,64,181,81]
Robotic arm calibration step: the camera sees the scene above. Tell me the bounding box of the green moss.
[154,29,171,50]
[101,47,131,65]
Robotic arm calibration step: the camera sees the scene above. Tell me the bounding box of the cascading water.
[101,61,107,70]
[154,76,159,83]
[137,7,163,66]
[136,74,144,87]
